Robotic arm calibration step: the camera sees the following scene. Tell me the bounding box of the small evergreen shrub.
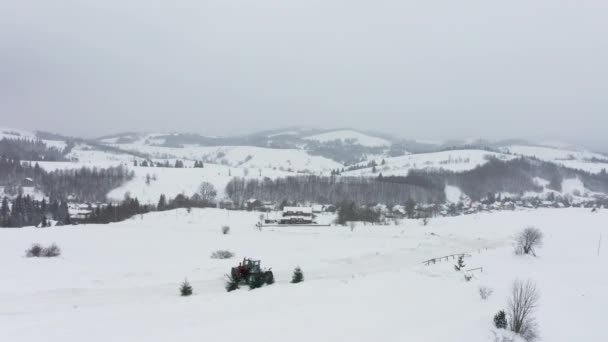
[479,286,494,300]
[26,244,43,257]
[464,273,473,282]
[225,276,239,292]
[211,250,234,259]
[494,310,508,329]
[180,279,193,296]
[221,225,230,235]
[291,266,304,284]
[454,255,466,271]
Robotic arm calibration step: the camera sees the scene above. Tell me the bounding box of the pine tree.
[0,197,9,227]
[180,279,193,296]
[225,276,239,292]
[291,266,304,284]
[158,194,167,211]
[493,310,507,329]
[454,255,466,271]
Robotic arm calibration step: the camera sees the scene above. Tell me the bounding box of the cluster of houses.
[241,194,607,225]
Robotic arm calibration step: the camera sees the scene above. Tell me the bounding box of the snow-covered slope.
[503,145,608,174]
[0,126,67,150]
[344,150,513,176]
[1,208,605,342]
[303,130,390,147]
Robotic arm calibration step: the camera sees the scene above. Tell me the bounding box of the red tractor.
[231,258,274,287]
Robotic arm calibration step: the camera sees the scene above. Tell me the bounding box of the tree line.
[1,195,70,228]
[0,138,67,161]
[0,156,134,202]
[225,175,444,207]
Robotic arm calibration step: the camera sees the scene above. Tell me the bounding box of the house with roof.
[279,206,314,224]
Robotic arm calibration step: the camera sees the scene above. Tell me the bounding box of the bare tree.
[508,279,540,341]
[198,182,218,203]
[515,226,543,256]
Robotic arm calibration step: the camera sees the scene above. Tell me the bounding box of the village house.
[279,206,314,224]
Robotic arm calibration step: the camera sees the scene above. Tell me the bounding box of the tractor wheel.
[265,271,275,285]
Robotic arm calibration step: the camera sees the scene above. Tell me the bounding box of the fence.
[422,253,472,266]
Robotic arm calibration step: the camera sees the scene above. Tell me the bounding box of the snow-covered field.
[344,150,513,176]
[1,208,606,342]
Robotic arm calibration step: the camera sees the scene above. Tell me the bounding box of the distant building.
[280,206,314,224]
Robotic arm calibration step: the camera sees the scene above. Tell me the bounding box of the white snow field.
[1,208,606,342]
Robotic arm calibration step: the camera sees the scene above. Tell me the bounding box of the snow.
[0,126,67,151]
[107,144,343,173]
[503,145,608,174]
[303,130,390,147]
[1,208,606,342]
[345,150,513,176]
[561,178,586,195]
[106,164,293,204]
[445,185,465,203]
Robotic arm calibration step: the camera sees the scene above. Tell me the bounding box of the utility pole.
[598,234,602,257]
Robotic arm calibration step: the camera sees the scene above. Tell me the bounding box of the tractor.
[230,258,274,287]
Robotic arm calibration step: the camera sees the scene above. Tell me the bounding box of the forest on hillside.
[226,157,608,205]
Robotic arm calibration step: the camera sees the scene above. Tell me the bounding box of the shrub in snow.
[464,273,473,282]
[291,266,304,284]
[349,222,356,232]
[479,286,494,300]
[454,255,466,271]
[25,244,43,258]
[514,226,543,256]
[41,244,61,257]
[508,279,540,341]
[180,279,193,296]
[221,225,230,235]
[225,275,239,292]
[421,216,430,226]
[494,310,508,329]
[211,250,234,259]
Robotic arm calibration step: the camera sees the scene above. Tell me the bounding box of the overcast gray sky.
[1,1,607,148]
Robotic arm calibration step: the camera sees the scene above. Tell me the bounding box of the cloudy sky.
[1,1,607,148]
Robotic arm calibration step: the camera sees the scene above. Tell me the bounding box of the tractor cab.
[243,258,261,273]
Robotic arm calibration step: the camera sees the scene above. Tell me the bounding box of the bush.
[180,279,193,296]
[514,226,543,256]
[225,275,239,292]
[221,225,230,235]
[464,273,473,282]
[494,310,508,329]
[479,286,494,300]
[454,255,466,271]
[26,243,61,258]
[211,250,234,259]
[41,243,61,257]
[508,279,540,341]
[26,244,43,257]
[291,266,304,284]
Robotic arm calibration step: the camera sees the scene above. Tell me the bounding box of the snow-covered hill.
[502,145,608,174]
[303,130,390,147]
[344,150,514,176]
[1,208,605,342]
